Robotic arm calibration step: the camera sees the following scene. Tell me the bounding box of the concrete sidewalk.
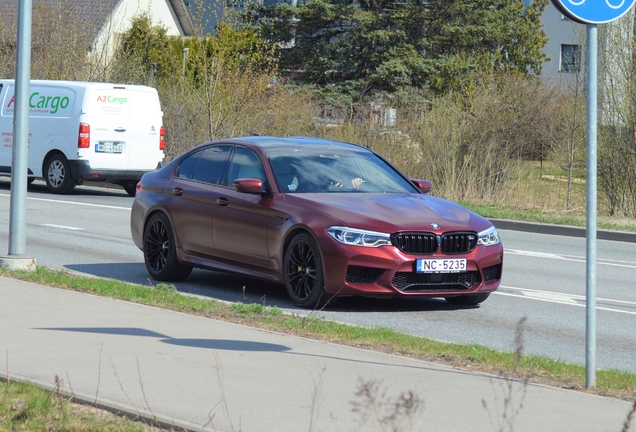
[1,276,633,432]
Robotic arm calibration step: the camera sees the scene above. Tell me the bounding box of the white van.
[0,80,165,196]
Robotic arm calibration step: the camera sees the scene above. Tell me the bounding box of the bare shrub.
[351,379,424,432]
[483,317,529,432]
[598,12,636,217]
[0,0,98,81]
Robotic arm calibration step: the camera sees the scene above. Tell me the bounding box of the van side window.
[192,145,232,185]
[227,147,265,184]
[177,151,201,180]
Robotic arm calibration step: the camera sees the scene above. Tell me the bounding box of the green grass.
[2,266,636,402]
[461,201,636,233]
[0,380,157,431]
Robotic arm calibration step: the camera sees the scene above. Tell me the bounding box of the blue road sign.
[552,0,636,24]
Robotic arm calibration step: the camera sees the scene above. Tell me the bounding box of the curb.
[489,218,636,243]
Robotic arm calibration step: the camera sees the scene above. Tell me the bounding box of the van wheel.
[45,154,75,194]
[123,182,138,197]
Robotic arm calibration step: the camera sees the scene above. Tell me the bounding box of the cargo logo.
[96,95,128,104]
[6,92,71,114]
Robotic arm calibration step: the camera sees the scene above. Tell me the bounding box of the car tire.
[143,212,192,282]
[284,232,332,308]
[123,182,138,197]
[445,293,491,305]
[44,154,75,194]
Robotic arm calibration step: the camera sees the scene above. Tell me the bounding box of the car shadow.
[330,296,481,312]
[0,178,130,197]
[64,263,291,305]
[65,262,482,313]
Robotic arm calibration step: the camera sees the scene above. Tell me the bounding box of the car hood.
[283,193,494,234]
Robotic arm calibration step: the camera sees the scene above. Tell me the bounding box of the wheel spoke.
[285,239,318,302]
[145,219,170,274]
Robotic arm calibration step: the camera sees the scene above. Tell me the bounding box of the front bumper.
[319,238,503,298]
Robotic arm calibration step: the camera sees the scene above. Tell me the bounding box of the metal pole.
[182,48,189,77]
[8,0,32,256]
[585,24,598,389]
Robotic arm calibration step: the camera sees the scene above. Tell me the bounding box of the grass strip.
[0,380,158,431]
[2,266,635,401]
[461,202,636,233]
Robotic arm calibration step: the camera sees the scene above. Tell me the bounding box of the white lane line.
[506,248,636,269]
[39,224,85,231]
[494,285,636,315]
[0,193,130,210]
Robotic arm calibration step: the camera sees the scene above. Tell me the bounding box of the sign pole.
[585,24,597,389]
[9,1,31,255]
[0,0,36,271]
[551,0,636,389]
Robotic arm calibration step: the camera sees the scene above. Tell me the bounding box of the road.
[2,180,636,373]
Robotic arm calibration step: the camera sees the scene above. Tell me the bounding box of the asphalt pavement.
[1,276,634,432]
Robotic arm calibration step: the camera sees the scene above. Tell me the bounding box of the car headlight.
[326,226,392,247]
[477,226,501,247]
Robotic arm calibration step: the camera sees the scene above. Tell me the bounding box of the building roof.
[0,0,193,39]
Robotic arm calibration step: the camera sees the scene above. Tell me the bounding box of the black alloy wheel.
[445,292,491,305]
[284,233,328,308]
[143,213,192,281]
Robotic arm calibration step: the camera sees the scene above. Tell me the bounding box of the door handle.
[216,197,229,206]
[114,127,126,132]
[172,187,183,196]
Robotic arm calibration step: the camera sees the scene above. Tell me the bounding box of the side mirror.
[234,178,266,195]
[411,179,432,194]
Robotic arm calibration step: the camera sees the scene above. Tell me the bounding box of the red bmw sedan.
[130,136,503,308]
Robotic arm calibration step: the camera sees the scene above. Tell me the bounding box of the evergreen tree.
[250,0,548,93]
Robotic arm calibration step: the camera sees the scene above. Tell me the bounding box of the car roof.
[216,136,371,155]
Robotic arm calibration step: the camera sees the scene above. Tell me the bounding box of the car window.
[227,147,265,184]
[177,150,201,180]
[269,151,418,193]
[192,145,232,184]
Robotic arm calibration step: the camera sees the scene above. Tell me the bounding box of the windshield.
[268,149,419,193]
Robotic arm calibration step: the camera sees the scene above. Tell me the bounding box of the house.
[0,0,194,65]
[533,1,585,83]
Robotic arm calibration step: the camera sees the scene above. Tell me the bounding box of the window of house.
[561,45,581,73]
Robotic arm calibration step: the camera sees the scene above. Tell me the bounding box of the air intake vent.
[482,264,502,281]
[391,271,481,292]
[346,266,384,284]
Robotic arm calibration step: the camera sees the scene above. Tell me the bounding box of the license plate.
[416,258,467,273]
[96,142,123,153]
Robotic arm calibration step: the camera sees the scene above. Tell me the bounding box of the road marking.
[39,224,85,231]
[494,285,636,315]
[506,248,636,269]
[0,193,130,210]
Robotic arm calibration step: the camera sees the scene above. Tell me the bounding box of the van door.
[126,87,163,171]
[0,83,12,171]
[85,85,133,171]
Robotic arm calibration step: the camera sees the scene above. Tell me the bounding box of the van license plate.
[416,258,466,273]
[96,143,123,153]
